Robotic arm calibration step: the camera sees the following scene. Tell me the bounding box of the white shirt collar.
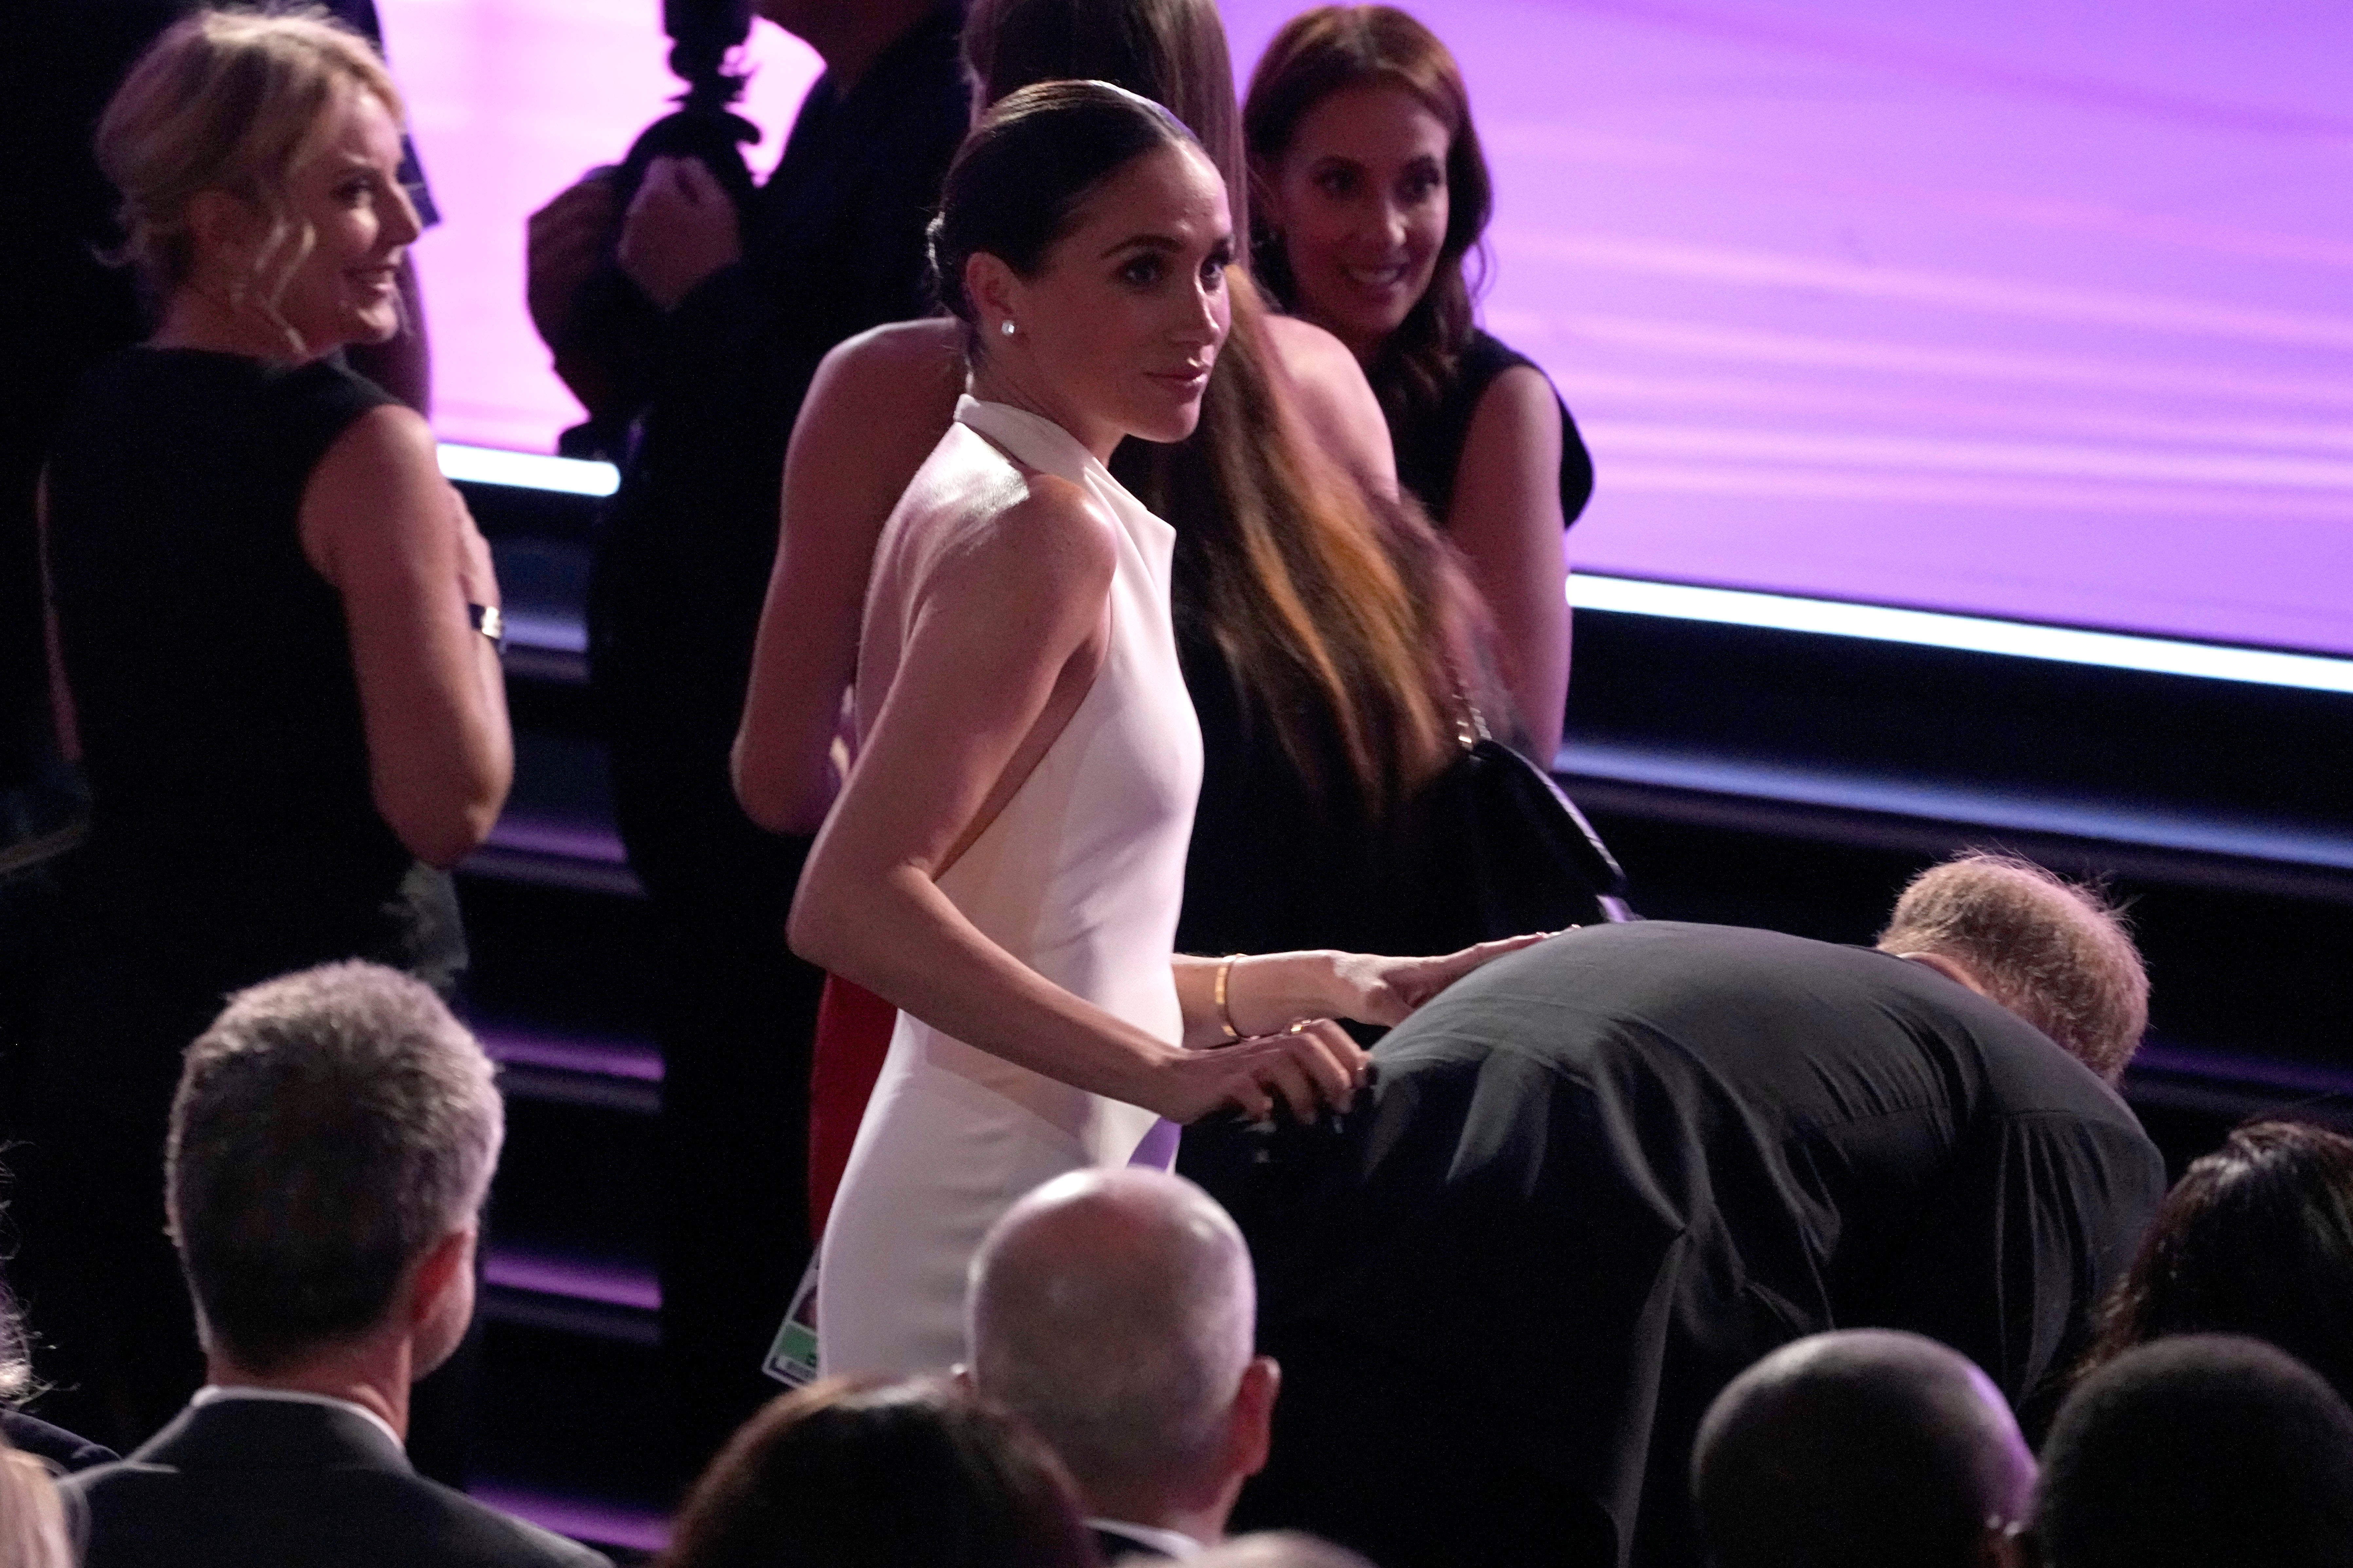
[1085,1517,1206,1559]
[191,1384,404,1454]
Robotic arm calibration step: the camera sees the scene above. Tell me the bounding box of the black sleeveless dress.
[27,347,464,1440]
[42,348,464,1069]
[1390,329,1595,530]
[1169,330,1596,962]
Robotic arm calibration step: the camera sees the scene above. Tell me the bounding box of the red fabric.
[807,974,900,1236]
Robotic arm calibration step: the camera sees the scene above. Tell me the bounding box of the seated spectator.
[966,1169,1279,1562]
[1692,1330,2034,1568]
[0,1240,114,1472]
[1194,1534,1376,1568]
[2076,1120,2353,1404]
[659,1377,1099,1568]
[2033,1334,2353,1568]
[63,962,607,1568]
[1194,852,2165,1568]
[0,1436,71,1568]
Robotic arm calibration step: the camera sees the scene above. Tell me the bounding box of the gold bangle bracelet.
[1214,954,1243,1041]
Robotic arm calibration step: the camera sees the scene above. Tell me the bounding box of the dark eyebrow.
[1098,234,1183,260]
[1098,230,1237,261]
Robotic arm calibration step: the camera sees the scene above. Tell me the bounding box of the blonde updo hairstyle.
[95,8,402,337]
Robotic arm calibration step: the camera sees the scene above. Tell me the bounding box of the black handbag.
[1409,704,1635,940]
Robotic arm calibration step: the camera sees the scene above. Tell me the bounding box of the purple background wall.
[382,0,2353,654]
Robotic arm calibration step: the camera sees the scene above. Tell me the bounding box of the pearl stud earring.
[1000,320,1016,337]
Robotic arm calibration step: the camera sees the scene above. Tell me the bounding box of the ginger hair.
[1878,853,2149,1083]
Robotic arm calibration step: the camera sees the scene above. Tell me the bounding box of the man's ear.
[405,1225,474,1332]
[1228,1355,1281,1480]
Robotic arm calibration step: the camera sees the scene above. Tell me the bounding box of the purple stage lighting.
[383,0,2353,657]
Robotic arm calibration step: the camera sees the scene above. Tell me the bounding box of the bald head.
[1694,1331,2034,1568]
[1878,853,2148,1083]
[966,1169,1256,1516]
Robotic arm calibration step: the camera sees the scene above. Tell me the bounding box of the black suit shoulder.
[66,1402,611,1568]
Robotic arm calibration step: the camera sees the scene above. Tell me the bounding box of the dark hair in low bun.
[928,79,1199,331]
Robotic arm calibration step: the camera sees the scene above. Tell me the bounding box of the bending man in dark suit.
[1201,854,2168,1568]
[64,962,608,1568]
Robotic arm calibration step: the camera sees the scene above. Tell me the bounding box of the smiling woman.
[24,10,510,1441]
[1248,5,1593,761]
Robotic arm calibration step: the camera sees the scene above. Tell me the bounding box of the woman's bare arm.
[789,478,1364,1125]
[734,320,966,835]
[301,405,512,868]
[1448,366,1570,763]
[1261,311,1397,496]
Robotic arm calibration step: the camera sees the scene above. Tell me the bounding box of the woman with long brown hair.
[1246,4,1592,763]
[734,0,1506,1241]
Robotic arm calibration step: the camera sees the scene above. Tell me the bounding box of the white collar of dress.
[955,395,1103,489]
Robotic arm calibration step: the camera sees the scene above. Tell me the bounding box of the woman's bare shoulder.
[1260,310,1356,379]
[817,318,966,395]
[1259,311,1397,488]
[917,463,1115,606]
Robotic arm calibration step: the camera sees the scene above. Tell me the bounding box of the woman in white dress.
[790,82,1528,1378]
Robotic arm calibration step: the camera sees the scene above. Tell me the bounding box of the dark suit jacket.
[63,1397,611,1568]
[2,1407,116,1472]
[1190,922,2168,1568]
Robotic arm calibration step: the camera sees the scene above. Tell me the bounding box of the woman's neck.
[968,356,1120,465]
[151,285,319,365]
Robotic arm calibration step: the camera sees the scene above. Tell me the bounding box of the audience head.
[961,0,1244,232]
[966,1168,1274,1535]
[2034,1334,2353,1568]
[0,1439,70,1568]
[1877,853,2148,1083]
[1692,1330,2034,1568]
[930,80,1231,447]
[2081,1120,2353,1402]
[1244,5,1490,381]
[97,9,419,353]
[166,961,502,1379]
[660,1377,1100,1568]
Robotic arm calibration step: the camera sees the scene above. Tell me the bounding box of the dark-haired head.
[961,0,1243,235]
[2078,1120,2353,1404]
[931,80,1231,451]
[1244,6,1490,414]
[930,79,1202,332]
[1693,1330,2034,1568]
[2035,1334,2353,1568]
[659,1377,1102,1568]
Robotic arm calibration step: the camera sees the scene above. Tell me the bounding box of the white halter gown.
[815,396,1203,1377]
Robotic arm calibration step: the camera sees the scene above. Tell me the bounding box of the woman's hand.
[1152,1020,1371,1125]
[1326,933,1555,1028]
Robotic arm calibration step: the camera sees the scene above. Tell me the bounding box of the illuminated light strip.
[438,442,619,498]
[1568,574,2353,695]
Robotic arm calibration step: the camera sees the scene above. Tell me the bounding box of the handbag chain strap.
[1444,650,1493,752]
